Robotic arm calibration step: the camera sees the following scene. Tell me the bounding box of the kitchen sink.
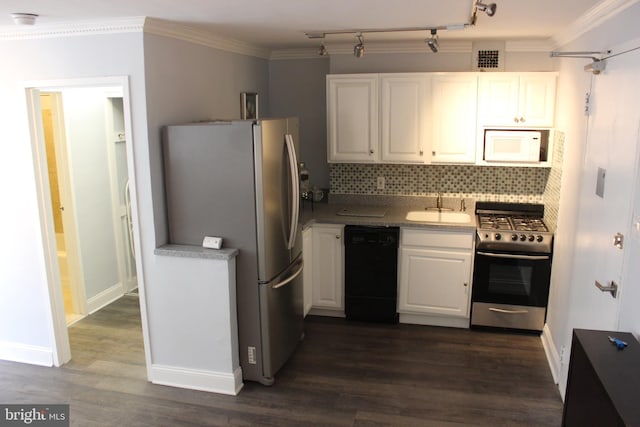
[405,210,471,223]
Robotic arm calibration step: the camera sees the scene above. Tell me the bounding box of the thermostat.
[202,236,223,249]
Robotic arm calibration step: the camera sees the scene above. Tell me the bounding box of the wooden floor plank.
[0,296,563,426]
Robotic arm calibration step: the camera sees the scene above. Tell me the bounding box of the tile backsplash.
[329,131,565,229]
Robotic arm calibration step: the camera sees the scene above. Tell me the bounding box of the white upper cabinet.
[380,74,430,163]
[430,74,478,164]
[478,73,557,128]
[327,75,379,162]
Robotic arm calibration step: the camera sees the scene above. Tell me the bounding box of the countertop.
[301,195,477,231]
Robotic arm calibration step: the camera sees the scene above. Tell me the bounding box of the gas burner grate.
[511,216,549,232]
[478,215,512,230]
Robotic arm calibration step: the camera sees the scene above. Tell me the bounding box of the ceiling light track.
[306,0,497,57]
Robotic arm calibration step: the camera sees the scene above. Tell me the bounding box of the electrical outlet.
[248,346,256,364]
[559,346,566,364]
[376,176,385,190]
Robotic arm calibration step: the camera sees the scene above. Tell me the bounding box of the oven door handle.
[489,307,530,315]
[476,251,550,261]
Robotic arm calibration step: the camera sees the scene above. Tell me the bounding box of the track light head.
[354,34,365,58]
[426,28,439,53]
[318,43,328,56]
[476,2,497,17]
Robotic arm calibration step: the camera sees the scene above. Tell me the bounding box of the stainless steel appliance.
[162,119,303,385]
[471,202,553,332]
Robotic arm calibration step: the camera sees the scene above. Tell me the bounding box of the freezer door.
[259,255,304,382]
[254,119,300,282]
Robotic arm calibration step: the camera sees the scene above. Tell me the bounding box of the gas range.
[475,202,553,254]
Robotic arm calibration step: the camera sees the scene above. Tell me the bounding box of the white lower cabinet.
[398,228,474,328]
[309,224,344,315]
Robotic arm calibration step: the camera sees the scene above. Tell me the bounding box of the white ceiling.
[0,0,605,50]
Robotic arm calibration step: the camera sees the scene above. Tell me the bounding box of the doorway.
[26,77,142,366]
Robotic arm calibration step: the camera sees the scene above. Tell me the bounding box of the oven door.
[472,250,551,307]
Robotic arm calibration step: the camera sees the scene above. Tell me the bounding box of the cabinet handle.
[514,117,520,123]
[419,150,424,156]
[520,117,526,123]
[369,149,374,154]
[432,151,436,156]
[464,283,468,287]
[336,235,341,239]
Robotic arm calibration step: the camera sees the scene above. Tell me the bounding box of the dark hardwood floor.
[0,296,563,426]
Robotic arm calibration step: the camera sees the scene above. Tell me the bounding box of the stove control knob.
[528,235,535,242]
[494,233,502,240]
[511,234,518,241]
[519,234,527,241]
[536,235,544,242]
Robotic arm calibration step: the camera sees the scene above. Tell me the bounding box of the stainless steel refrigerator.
[162,118,304,385]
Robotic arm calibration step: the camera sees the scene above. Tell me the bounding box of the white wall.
[141,33,268,387]
[545,2,640,396]
[0,33,147,366]
[61,87,121,301]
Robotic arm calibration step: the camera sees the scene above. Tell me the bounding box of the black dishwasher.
[344,225,399,323]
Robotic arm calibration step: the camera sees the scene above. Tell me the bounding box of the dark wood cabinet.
[562,329,640,426]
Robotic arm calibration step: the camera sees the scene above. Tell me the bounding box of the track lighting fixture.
[354,34,365,58]
[318,43,328,56]
[475,2,497,17]
[306,1,498,55]
[426,29,439,53]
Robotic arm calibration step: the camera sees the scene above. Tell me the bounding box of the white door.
[327,75,379,162]
[380,74,429,163]
[568,52,640,331]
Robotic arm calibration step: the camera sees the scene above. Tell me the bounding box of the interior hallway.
[0,296,562,425]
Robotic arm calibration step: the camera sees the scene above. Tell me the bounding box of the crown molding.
[270,49,330,60]
[143,18,270,59]
[505,39,555,52]
[552,0,640,48]
[0,16,145,40]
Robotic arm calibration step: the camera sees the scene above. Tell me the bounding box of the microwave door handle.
[476,251,550,261]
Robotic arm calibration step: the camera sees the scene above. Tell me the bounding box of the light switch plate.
[202,236,223,249]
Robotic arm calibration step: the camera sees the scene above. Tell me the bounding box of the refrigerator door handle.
[285,134,299,250]
[272,260,304,289]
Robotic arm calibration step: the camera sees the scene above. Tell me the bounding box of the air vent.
[472,41,505,71]
[478,50,500,69]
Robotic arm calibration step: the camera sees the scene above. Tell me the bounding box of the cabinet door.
[327,75,379,162]
[430,74,478,163]
[518,73,556,127]
[380,74,429,163]
[302,227,313,317]
[398,247,471,317]
[477,74,520,126]
[311,225,344,310]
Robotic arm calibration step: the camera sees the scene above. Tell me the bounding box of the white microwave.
[484,130,542,163]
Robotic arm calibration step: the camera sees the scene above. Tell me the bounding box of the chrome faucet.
[436,192,443,210]
[460,198,466,212]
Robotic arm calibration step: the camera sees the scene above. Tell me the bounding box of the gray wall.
[268,58,330,188]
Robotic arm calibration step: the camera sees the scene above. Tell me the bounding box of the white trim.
[0,17,145,40]
[270,49,330,60]
[143,17,270,59]
[0,341,54,367]
[552,0,640,48]
[505,39,555,53]
[24,87,72,367]
[541,324,561,387]
[151,364,244,396]
[87,283,124,314]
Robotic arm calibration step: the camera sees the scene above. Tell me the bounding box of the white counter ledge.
[155,244,239,260]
